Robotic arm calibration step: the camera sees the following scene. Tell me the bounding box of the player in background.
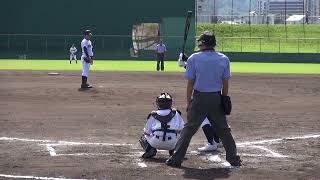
[69,44,78,64]
[155,40,167,71]
[80,30,94,89]
[139,93,184,158]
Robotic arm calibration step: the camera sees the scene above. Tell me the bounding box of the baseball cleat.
[197,143,218,152]
[142,148,157,159]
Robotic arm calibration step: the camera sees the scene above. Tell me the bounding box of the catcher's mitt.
[84,57,91,63]
[221,95,232,115]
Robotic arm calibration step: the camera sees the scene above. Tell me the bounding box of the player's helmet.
[197,31,216,47]
[156,93,173,110]
[84,30,92,35]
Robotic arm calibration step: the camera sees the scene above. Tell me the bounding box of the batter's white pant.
[70,54,77,60]
[201,117,211,128]
[81,56,90,77]
[145,133,178,150]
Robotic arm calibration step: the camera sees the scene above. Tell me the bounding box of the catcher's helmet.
[156,93,173,110]
[197,31,216,47]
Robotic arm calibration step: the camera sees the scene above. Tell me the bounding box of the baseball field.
[1,60,320,180]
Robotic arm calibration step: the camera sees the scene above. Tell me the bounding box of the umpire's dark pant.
[156,53,164,71]
[170,90,240,164]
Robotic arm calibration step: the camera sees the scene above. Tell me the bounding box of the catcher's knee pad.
[139,136,157,158]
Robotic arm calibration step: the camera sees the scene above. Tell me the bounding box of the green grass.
[197,24,320,53]
[1,60,320,74]
[198,24,320,38]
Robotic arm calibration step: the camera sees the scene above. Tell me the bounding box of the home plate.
[48,72,60,75]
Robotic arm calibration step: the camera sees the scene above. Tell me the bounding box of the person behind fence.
[139,93,184,158]
[69,44,78,64]
[155,40,167,71]
[166,31,242,167]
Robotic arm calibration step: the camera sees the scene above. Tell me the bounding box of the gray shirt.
[185,51,231,92]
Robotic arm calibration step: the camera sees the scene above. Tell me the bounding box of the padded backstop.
[1,0,195,60]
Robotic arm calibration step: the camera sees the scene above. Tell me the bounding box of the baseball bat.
[181,11,192,54]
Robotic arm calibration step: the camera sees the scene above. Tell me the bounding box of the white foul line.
[0,133,319,167]
[0,174,91,180]
[247,145,288,158]
[236,134,320,146]
[0,137,132,146]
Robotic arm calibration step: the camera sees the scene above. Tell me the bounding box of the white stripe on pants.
[81,56,90,77]
[70,54,77,60]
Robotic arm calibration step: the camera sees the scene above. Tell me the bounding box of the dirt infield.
[0,71,319,180]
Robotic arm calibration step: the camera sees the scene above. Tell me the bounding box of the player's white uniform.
[69,46,77,61]
[143,109,184,150]
[81,39,93,77]
[201,117,211,128]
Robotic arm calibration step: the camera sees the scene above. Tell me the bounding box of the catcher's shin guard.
[139,136,157,158]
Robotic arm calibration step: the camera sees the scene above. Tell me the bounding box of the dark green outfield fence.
[1,0,319,63]
[1,0,196,59]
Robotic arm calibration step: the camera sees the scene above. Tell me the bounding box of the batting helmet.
[156,93,173,110]
[84,30,92,35]
[197,31,216,47]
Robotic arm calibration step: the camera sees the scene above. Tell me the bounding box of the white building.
[268,0,305,15]
[196,0,217,23]
[307,0,320,17]
[286,14,305,23]
[260,0,320,16]
[257,0,319,23]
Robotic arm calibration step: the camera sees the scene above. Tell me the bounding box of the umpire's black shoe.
[229,159,242,167]
[81,84,93,89]
[165,159,181,168]
[228,156,242,167]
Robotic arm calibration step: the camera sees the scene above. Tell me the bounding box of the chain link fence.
[1,34,319,60]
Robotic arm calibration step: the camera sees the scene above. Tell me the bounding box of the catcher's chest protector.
[151,110,177,141]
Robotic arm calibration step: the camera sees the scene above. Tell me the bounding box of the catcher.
[139,93,184,158]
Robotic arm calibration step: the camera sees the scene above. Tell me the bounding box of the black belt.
[194,90,221,94]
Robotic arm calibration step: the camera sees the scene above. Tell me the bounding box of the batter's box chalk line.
[0,174,93,180]
[0,134,319,167]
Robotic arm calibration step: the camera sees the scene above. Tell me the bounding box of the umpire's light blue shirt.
[185,51,231,92]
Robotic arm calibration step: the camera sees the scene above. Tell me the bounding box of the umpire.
[155,40,167,71]
[166,32,241,167]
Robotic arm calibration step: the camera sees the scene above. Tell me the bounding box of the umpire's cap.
[197,31,216,47]
[84,30,92,35]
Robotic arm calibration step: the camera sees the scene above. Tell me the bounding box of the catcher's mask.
[156,93,173,110]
